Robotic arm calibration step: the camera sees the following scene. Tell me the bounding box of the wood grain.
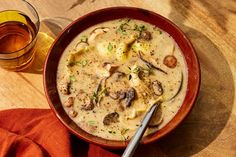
[0,0,236,156]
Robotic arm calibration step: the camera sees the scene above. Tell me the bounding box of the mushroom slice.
[109,91,119,100]
[103,112,119,125]
[109,90,126,100]
[139,30,152,41]
[163,55,177,68]
[88,27,110,44]
[103,63,119,74]
[118,91,126,100]
[125,87,136,107]
[58,76,71,95]
[152,80,163,96]
[81,97,94,111]
[68,110,77,118]
[78,92,95,111]
[64,97,74,107]
[138,51,167,75]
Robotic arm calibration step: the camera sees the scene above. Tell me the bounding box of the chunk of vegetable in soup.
[57,18,187,141]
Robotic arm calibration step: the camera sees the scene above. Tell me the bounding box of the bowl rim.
[43,6,200,149]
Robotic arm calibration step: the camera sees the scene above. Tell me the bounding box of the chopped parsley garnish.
[132,66,141,74]
[99,87,107,96]
[138,25,146,32]
[91,92,98,101]
[107,43,113,52]
[134,24,146,32]
[108,130,116,134]
[75,60,88,67]
[81,60,88,67]
[80,35,88,42]
[121,128,129,135]
[117,19,132,35]
[88,121,96,125]
[153,27,162,34]
[69,75,77,82]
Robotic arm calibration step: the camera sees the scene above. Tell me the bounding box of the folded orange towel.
[0,109,121,157]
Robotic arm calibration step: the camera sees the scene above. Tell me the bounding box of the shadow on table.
[134,0,234,157]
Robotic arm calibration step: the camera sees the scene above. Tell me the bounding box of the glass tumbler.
[0,0,40,71]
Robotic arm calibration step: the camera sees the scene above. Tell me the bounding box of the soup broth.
[57,18,187,141]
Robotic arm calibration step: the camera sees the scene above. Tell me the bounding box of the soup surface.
[57,18,187,141]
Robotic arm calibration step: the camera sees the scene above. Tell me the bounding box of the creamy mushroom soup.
[57,18,187,141]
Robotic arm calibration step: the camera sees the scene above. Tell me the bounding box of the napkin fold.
[0,109,121,157]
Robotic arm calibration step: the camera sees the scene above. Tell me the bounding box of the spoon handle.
[122,103,159,157]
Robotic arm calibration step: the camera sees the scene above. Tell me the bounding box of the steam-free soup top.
[57,18,187,141]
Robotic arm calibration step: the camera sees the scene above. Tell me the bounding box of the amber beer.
[0,1,39,71]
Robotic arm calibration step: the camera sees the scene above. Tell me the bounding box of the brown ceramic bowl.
[43,7,200,149]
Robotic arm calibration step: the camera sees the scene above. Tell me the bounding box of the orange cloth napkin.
[0,109,121,157]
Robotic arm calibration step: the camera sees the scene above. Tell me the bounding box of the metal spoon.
[122,69,183,157]
[122,101,162,157]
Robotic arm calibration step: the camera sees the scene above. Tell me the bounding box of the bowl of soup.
[44,7,200,149]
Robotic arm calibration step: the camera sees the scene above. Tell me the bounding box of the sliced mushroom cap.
[138,51,167,74]
[152,80,163,96]
[109,91,126,100]
[140,30,152,40]
[77,92,95,111]
[68,110,77,118]
[163,55,177,68]
[137,68,151,80]
[64,97,74,107]
[109,91,119,100]
[103,63,119,74]
[58,76,71,95]
[81,97,94,111]
[118,91,126,100]
[103,112,119,125]
[88,27,110,44]
[125,87,136,107]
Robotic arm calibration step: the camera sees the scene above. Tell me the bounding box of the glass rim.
[0,0,40,55]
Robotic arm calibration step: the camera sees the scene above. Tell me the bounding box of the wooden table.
[1,0,236,156]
